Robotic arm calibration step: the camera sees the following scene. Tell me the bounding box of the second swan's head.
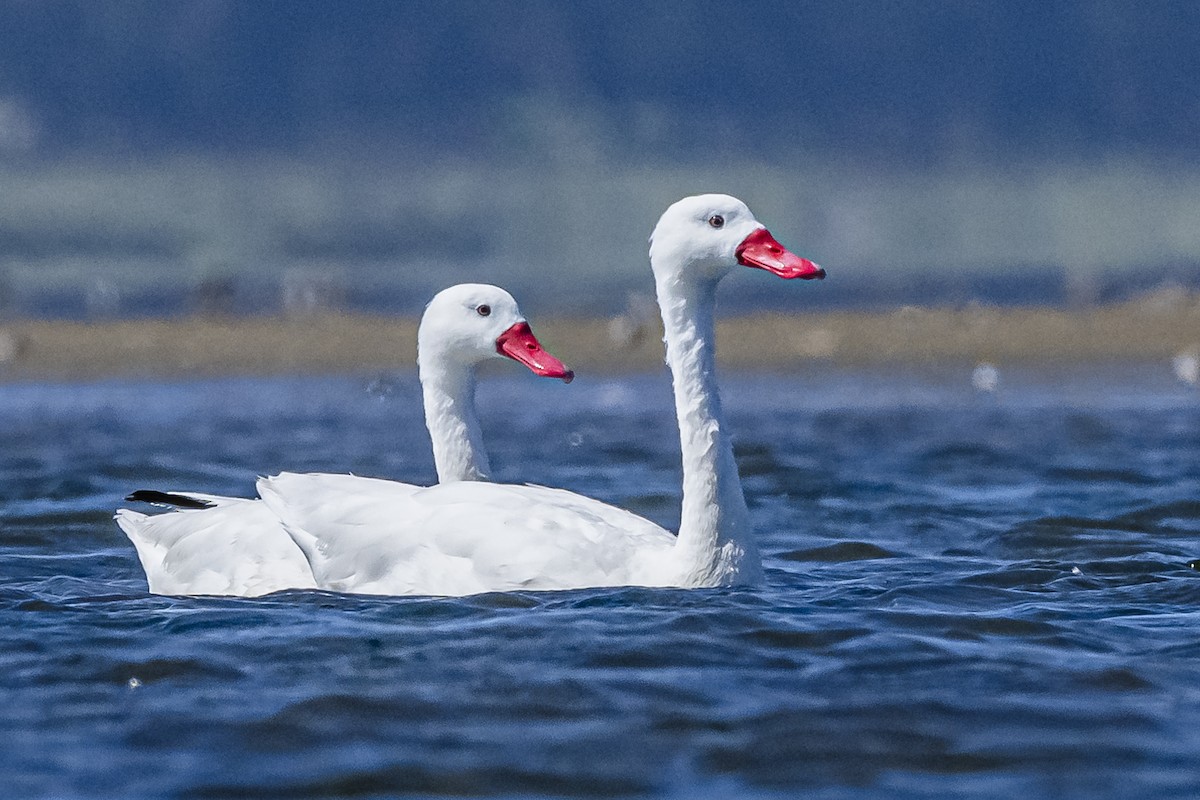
[419,284,574,382]
[649,194,825,285]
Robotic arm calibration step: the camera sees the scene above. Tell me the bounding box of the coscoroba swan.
[259,194,824,595]
[115,284,573,596]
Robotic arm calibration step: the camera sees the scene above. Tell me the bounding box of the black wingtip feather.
[124,490,215,510]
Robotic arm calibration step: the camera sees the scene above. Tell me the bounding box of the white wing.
[115,474,420,597]
[258,472,679,596]
[115,495,315,597]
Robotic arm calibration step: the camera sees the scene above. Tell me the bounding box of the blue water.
[2,368,1199,799]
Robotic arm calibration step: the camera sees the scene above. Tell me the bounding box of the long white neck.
[655,272,762,586]
[419,354,491,483]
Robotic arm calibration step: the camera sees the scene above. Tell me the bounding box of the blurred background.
[0,0,1198,320]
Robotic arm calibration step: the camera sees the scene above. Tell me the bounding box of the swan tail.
[115,508,172,592]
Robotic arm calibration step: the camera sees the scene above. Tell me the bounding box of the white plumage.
[119,196,823,597]
[244,194,824,596]
[257,473,675,596]
[116,284,572,596]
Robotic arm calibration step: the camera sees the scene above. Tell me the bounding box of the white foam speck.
[972,362,1000,393]
[1172,351,1199,386]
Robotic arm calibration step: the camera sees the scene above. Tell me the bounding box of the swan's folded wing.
[257,471,426,590]
[258,475,675,596]
[115,496,317,597]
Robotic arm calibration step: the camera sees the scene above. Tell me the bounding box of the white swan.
[258,194,824,595]
[115,284,573,596]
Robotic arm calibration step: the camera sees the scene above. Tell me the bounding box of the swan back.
[257,472,678,595]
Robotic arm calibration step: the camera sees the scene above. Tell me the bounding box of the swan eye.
[708,215,724,229]
[476,304,491,317]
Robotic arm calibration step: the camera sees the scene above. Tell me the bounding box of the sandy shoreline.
[1,298,1199,382]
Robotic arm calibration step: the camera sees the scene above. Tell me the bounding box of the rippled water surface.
[3,368,1200,799]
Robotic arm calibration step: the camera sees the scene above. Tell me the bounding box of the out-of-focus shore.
[1,297,1199,382]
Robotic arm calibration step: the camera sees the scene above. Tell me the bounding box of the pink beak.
[496,322,575,383]
[735,227,825,280]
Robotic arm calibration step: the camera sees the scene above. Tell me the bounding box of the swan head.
[649,194,824,285]
[419,284,574,382]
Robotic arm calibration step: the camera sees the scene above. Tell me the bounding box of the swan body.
[116,284,572,596]
[257,473,677,595]
[262,194,824,595]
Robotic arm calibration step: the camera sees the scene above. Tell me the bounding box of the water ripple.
[2,371,1200,798]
